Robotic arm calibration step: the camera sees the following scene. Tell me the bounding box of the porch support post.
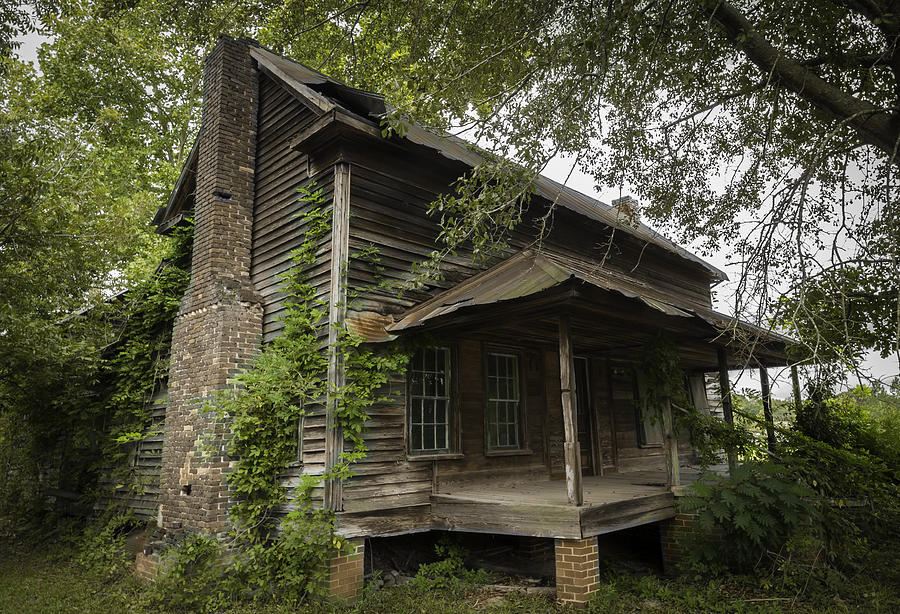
[558,315,583,506]
[791,365,803,415]
[662,398,680,489]
[759,365,777,455]
[716,347,737,474]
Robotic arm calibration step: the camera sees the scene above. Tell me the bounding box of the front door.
[574,357,596,476]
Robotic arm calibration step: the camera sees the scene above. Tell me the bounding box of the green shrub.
[148,533,233,613]
[412,539,490,592]
[230,496,343,604]
[679,462,821,572]
[75,513,141,581]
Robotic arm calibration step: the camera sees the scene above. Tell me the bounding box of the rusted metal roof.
[387,249,695,332]
[383,249,793,361]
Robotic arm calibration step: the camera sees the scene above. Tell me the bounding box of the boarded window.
[486,352,523,450]
[408,347,451,454]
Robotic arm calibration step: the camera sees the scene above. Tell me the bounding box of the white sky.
[15,30,898,400]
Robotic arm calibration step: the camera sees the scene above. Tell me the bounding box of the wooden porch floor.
[431,469,703,539]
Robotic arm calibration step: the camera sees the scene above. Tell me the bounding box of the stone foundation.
[554,536,600,607]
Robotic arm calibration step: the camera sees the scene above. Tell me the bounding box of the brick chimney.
[611,195,640,227]
[159,37,262,534]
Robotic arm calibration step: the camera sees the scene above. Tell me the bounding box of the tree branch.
[706,0,900,163]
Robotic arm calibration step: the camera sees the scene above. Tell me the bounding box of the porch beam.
[716,347,738,474]
[759,366,777,455]
[558,315,583,506]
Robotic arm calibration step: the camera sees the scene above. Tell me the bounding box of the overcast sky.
[14,30,898,400]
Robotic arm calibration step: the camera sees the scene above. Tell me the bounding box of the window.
[408,347,452,454]
[635,372,664,447]
[485,351,524,451]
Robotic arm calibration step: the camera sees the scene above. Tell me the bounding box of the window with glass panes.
[408,347,451,453]
[486,352,523,450]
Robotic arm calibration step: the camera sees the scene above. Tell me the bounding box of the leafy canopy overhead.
[6,0,900,379]
[175,0,900,374]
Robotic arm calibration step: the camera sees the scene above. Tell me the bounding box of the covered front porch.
[384,249,791,513]
[431,467,709,539]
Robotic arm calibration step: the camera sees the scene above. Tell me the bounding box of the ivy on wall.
[0,221,192,525]
[179,184,410,603]
[100,224,192,488]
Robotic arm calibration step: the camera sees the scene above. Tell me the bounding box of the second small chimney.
[612,195,640,226]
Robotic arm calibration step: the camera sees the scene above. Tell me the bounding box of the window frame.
[633,369,664,448]
[483,346,528,454]
[406,345,460,459]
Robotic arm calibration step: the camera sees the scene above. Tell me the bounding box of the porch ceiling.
[381,250,793,369]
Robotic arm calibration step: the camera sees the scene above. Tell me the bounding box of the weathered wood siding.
[345,163,713,321]
[251,75,335,500]
[97,382,167,518]
[340,370,431,514]
[346,164,492,314]
[541,207,713,310]
[251,74,333,345]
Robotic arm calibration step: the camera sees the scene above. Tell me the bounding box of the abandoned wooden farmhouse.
[133,36,792,605]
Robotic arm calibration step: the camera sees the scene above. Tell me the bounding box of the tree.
[7,1,899,386]
[0,2,197,509]
[244,0,900,378]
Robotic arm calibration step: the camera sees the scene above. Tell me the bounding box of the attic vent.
[612,195,640,226]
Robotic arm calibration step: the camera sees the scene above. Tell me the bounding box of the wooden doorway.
[574,357,597,476]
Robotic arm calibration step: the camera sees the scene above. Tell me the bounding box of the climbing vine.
[189,184,410,603]
[0,222,192,525]
[637,332,753,468]
[99,223,192,486]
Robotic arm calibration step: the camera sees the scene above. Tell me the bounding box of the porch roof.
[380,249,794,368]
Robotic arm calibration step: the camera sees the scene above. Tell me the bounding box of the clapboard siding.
[96,382,167,518]
[250,76,335,504]
[347,165,503,313]
[539,206,713,309]
[347,165,712,321]
[341,374,434,514]
[251,75,332,344]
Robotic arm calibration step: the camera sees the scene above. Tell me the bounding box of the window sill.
[406,453,465,462]
[485,448,533,457]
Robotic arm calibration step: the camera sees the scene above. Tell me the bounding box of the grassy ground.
[2,536,898,614]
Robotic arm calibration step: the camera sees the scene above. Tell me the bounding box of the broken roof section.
[152,134,199,234]
[156,40,727,281]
